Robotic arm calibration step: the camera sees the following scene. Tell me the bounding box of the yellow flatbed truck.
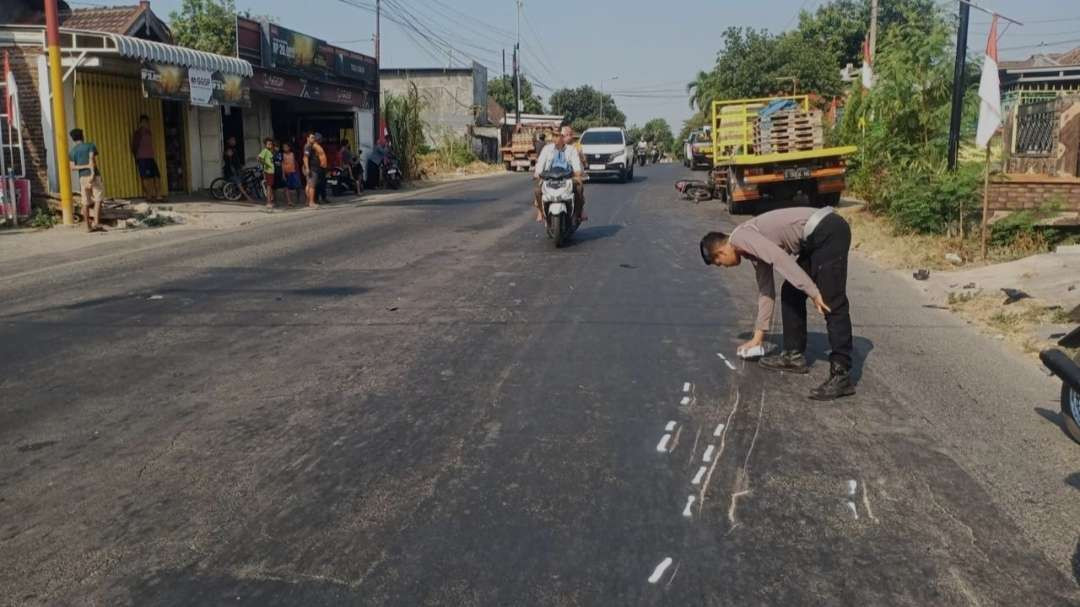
[711,95,856,214]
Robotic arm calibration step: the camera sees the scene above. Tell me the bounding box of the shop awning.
[110,34,253,77]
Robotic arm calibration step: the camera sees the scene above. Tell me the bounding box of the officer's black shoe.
[809,363,856,401]
[758,350,809,374]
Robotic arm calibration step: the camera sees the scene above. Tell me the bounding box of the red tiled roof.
[61,5,146,34]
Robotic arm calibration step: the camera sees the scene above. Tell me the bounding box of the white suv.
[580,127,635,183]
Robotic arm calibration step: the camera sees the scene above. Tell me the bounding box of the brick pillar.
[7,47,50,208]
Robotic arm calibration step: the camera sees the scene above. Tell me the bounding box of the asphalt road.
[1,164,1077,606]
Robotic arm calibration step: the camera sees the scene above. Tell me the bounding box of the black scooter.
[1039,325,1080,444]
[326,158,364,196]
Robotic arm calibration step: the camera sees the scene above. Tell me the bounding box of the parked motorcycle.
[326,159,364,196]
[540,166,579,248]
[1039,325,1080,444]
[381,154,402,190]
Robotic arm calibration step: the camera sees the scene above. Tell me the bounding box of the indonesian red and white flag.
[976,16,1001,148]
[3,51,19,131]
[861,37,874,89]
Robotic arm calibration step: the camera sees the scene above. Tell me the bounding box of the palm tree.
[686,70,720,112]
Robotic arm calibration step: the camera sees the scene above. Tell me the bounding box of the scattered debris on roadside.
[1001,288,1031,305]
[913,269,930,281]
[945,253,963,265]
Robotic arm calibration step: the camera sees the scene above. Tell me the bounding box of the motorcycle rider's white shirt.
[534,143,583,178]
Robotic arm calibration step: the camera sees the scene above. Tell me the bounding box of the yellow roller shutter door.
[74,73,166,199]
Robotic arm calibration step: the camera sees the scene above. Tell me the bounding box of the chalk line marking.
[726,389,766,528]
[665,421,677,432]
[845,500,859,520]
[712,423,725,437]
[656,434,671,453]
[861,478,879,523]
[665,561,681,589]
[669,424,683,453]
[648,557,673,584]
[702,444,716,463]
[680,396,691,406]
[691,465,707,485]
[847,480,858,496]
[682,495,696,518]
[682,382,691,393]
[699,386,740,505]
[686,426,702,468]
[716,353,736,370]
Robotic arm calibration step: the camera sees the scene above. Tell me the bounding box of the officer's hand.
[812,295,831,315]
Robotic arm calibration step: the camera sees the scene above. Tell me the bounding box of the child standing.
[258,138,276,209]
[280,142,300,208]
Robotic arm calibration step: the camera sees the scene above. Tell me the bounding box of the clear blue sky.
[122,0,1080,131]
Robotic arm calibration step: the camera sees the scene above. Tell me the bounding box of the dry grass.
[838,205,1050,271]
[947,293,1069,356]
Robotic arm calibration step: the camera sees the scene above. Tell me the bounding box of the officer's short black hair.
[700,231,729,265]
[70,128,84,141]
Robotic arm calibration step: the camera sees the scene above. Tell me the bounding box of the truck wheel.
[814,192,841,208]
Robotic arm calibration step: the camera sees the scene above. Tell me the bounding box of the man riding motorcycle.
[534,126,586,223]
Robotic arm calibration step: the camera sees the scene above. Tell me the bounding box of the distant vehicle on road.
[685,128,713,170]
[580,127,635,183]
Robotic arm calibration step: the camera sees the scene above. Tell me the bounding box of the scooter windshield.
[541,166,573,180]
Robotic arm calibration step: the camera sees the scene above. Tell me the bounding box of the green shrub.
[886,163,981,234]
[29,208,57,229]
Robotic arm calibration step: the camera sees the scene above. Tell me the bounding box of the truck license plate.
[589,164,606,171]
[784,167,811,180]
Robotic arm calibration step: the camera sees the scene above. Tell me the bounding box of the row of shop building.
[1,2,378,203]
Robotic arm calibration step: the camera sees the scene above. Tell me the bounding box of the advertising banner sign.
[268,24,333,77]
[141,64,251,107]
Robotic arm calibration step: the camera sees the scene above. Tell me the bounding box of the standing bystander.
[280,142,300,208]
[69,128,104,232]
[131,115,163,202]
[258,138,276,209]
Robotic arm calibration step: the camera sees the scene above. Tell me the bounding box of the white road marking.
[712,423,725,437]
[682,495,696,517]
[656,434,671,453]
[691,465,707,485]
[682,382,691,393]
[728,490,750,525]
[845,500,859,520]
[680,396,691,406]
[716,353,736,370]
[847,480,858,496]
[665,421,677,432]
[702,444,716,462]
[648,557,673,584]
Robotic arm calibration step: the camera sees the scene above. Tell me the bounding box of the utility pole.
[502,49,506,79]
[374,0,381,145]
[514,0,523,126]
[599,76,618,125]
[868,0,879,61]
[946,0,970,170]
[44,0,73,225]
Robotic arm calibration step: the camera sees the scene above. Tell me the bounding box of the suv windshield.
[581,131,624,145]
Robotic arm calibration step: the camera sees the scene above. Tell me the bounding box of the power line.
[1000,36,1080,51]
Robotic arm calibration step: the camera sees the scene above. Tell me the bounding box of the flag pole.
[981,144,990,260]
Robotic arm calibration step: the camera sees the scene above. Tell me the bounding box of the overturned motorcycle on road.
[540,166,580,248]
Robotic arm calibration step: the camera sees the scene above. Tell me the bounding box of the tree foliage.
[383,83,427,181]
[549,85,626,132]
[629,118,676,153]
[489,75,544,115]
[168,0,237,56]
[836,7,981,234]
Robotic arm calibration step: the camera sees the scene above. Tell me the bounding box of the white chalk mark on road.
[862,478,879,523]
[148,294,164,300]
[847,479,858,496]
[680,396,691,406]
[691,465,707,485]
[702,444,716,462]
[845,500,859,520]
[682,382,691,393]
[699,387,740,505]
[656,434,671,453]
[682,495,696,517]
[665,421,677,432]
[712,423,725,437]
[716,353,736,370]
[648,557,673,584]
[726,390,766,528]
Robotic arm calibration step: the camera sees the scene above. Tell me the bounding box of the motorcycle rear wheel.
[1061,353,1080,444]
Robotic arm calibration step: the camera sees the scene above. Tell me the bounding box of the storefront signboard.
[267,24,334,77]
[141,63,251,107]
[252,69,372,108]
[336,53,377,87]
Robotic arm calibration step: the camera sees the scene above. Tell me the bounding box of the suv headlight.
[610,150,626,162]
